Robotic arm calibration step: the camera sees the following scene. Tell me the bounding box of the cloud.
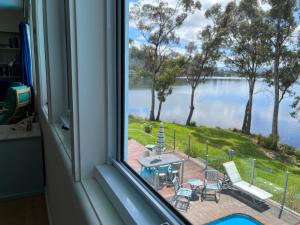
[129,0,234,47]
[129,0,297,53]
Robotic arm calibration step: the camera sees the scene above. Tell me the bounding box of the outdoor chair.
[139,150,150,170]
[201,170,222,203]
[223,161,272,206]
[139,167,157,186]
[157,164,170,185]
[170,162,181,180]
[172,176,192,211]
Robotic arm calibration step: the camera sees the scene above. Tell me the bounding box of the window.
[41,0,72,156]
[122,0,300,224]
[32,0,49,115]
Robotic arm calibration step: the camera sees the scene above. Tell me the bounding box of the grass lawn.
[128,116,300,212]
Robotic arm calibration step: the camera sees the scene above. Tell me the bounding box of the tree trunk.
[149,78,155,121]
[156,100,163,121]
[186,87,196,125]
[242,84,254,134]
[242,100,250,132]
[272,56,280,145]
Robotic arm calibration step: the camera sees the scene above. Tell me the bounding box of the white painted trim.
[45,188,54,225]
[41,0,53,123]
[66,0,81,182]
[94,163,184,225]
[106,0,117,164]
[81,179,124,225]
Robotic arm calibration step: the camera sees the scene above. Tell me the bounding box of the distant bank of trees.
[130,0,300,148]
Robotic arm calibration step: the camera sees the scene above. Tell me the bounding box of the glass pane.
[123,0,300,224]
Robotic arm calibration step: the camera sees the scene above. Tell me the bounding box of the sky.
[129,0,300,56]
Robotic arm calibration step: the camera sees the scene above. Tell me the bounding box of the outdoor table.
[138,153,184,189]
[187,178,203,201]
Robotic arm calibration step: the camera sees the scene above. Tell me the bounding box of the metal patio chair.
[172,176,192,211]
[201,170,222,203]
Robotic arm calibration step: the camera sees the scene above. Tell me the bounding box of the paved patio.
[127,139,300,225]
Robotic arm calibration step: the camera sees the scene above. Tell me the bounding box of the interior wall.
[40,115,99,225]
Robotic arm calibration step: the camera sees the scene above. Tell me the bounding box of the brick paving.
[127,139,299,225]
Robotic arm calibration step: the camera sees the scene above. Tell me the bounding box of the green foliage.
[143,122,153,134]
[286,186,300,213]
[291,94,300,123]
[130,0,201,120]
[257,134,278,150]
[264,51,300,103]
[278,144,297,155]
[189,121,197,127]
[184,146,196,158]
[155,58,182,102]
[264,0,298,138]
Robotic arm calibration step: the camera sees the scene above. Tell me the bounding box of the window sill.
[53,123,71,158]
[41,105,49,121]
[81,179,125,225]
[94,162,183,225]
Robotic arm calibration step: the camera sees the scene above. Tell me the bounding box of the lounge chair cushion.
[234,181,273,200]
[224,161,242,183]
[223,161,273,201]
[206,183,219,190]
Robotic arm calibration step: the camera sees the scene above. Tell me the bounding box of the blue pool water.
[206,214,263,225]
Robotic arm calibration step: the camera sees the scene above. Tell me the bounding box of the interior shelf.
[0,30,19,34]
[0,48,20,52]
[0,76,20,81]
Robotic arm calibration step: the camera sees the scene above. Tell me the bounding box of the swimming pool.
[206,214,263,225]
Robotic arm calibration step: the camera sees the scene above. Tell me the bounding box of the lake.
[128,77,300,148]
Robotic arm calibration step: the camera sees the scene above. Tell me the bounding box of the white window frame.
[31,0,50,120]
[93,0,192,224]
[42,0,72,158]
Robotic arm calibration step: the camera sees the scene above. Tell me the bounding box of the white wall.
[40,114,99,225]
[34,0,109,224]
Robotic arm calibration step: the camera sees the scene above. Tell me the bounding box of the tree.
[291,95,300,123]
[266,51,300,128]
[184,4,229,125]
[265,0,297,145]
[155,58,184,121]
[224,0,270,134]
[130,0,201,120]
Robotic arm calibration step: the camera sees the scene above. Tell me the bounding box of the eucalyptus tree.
[155,57,185,121]
[266,51,300,129]
[264,0,297,144]
[224,0,270,134]
[184,4,229,126]
[130,0,201,121]
[291,95,300,123]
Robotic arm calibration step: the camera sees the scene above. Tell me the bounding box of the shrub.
[278,144,297,155]
[143,123,152,134]
[257,134,278,150]
[184,147,198,158]
[189,121,197,127]
[286,186,300,213]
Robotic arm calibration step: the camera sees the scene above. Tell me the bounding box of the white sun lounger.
[223,161,272,203]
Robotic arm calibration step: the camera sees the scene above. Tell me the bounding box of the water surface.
[128,78,300,148]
